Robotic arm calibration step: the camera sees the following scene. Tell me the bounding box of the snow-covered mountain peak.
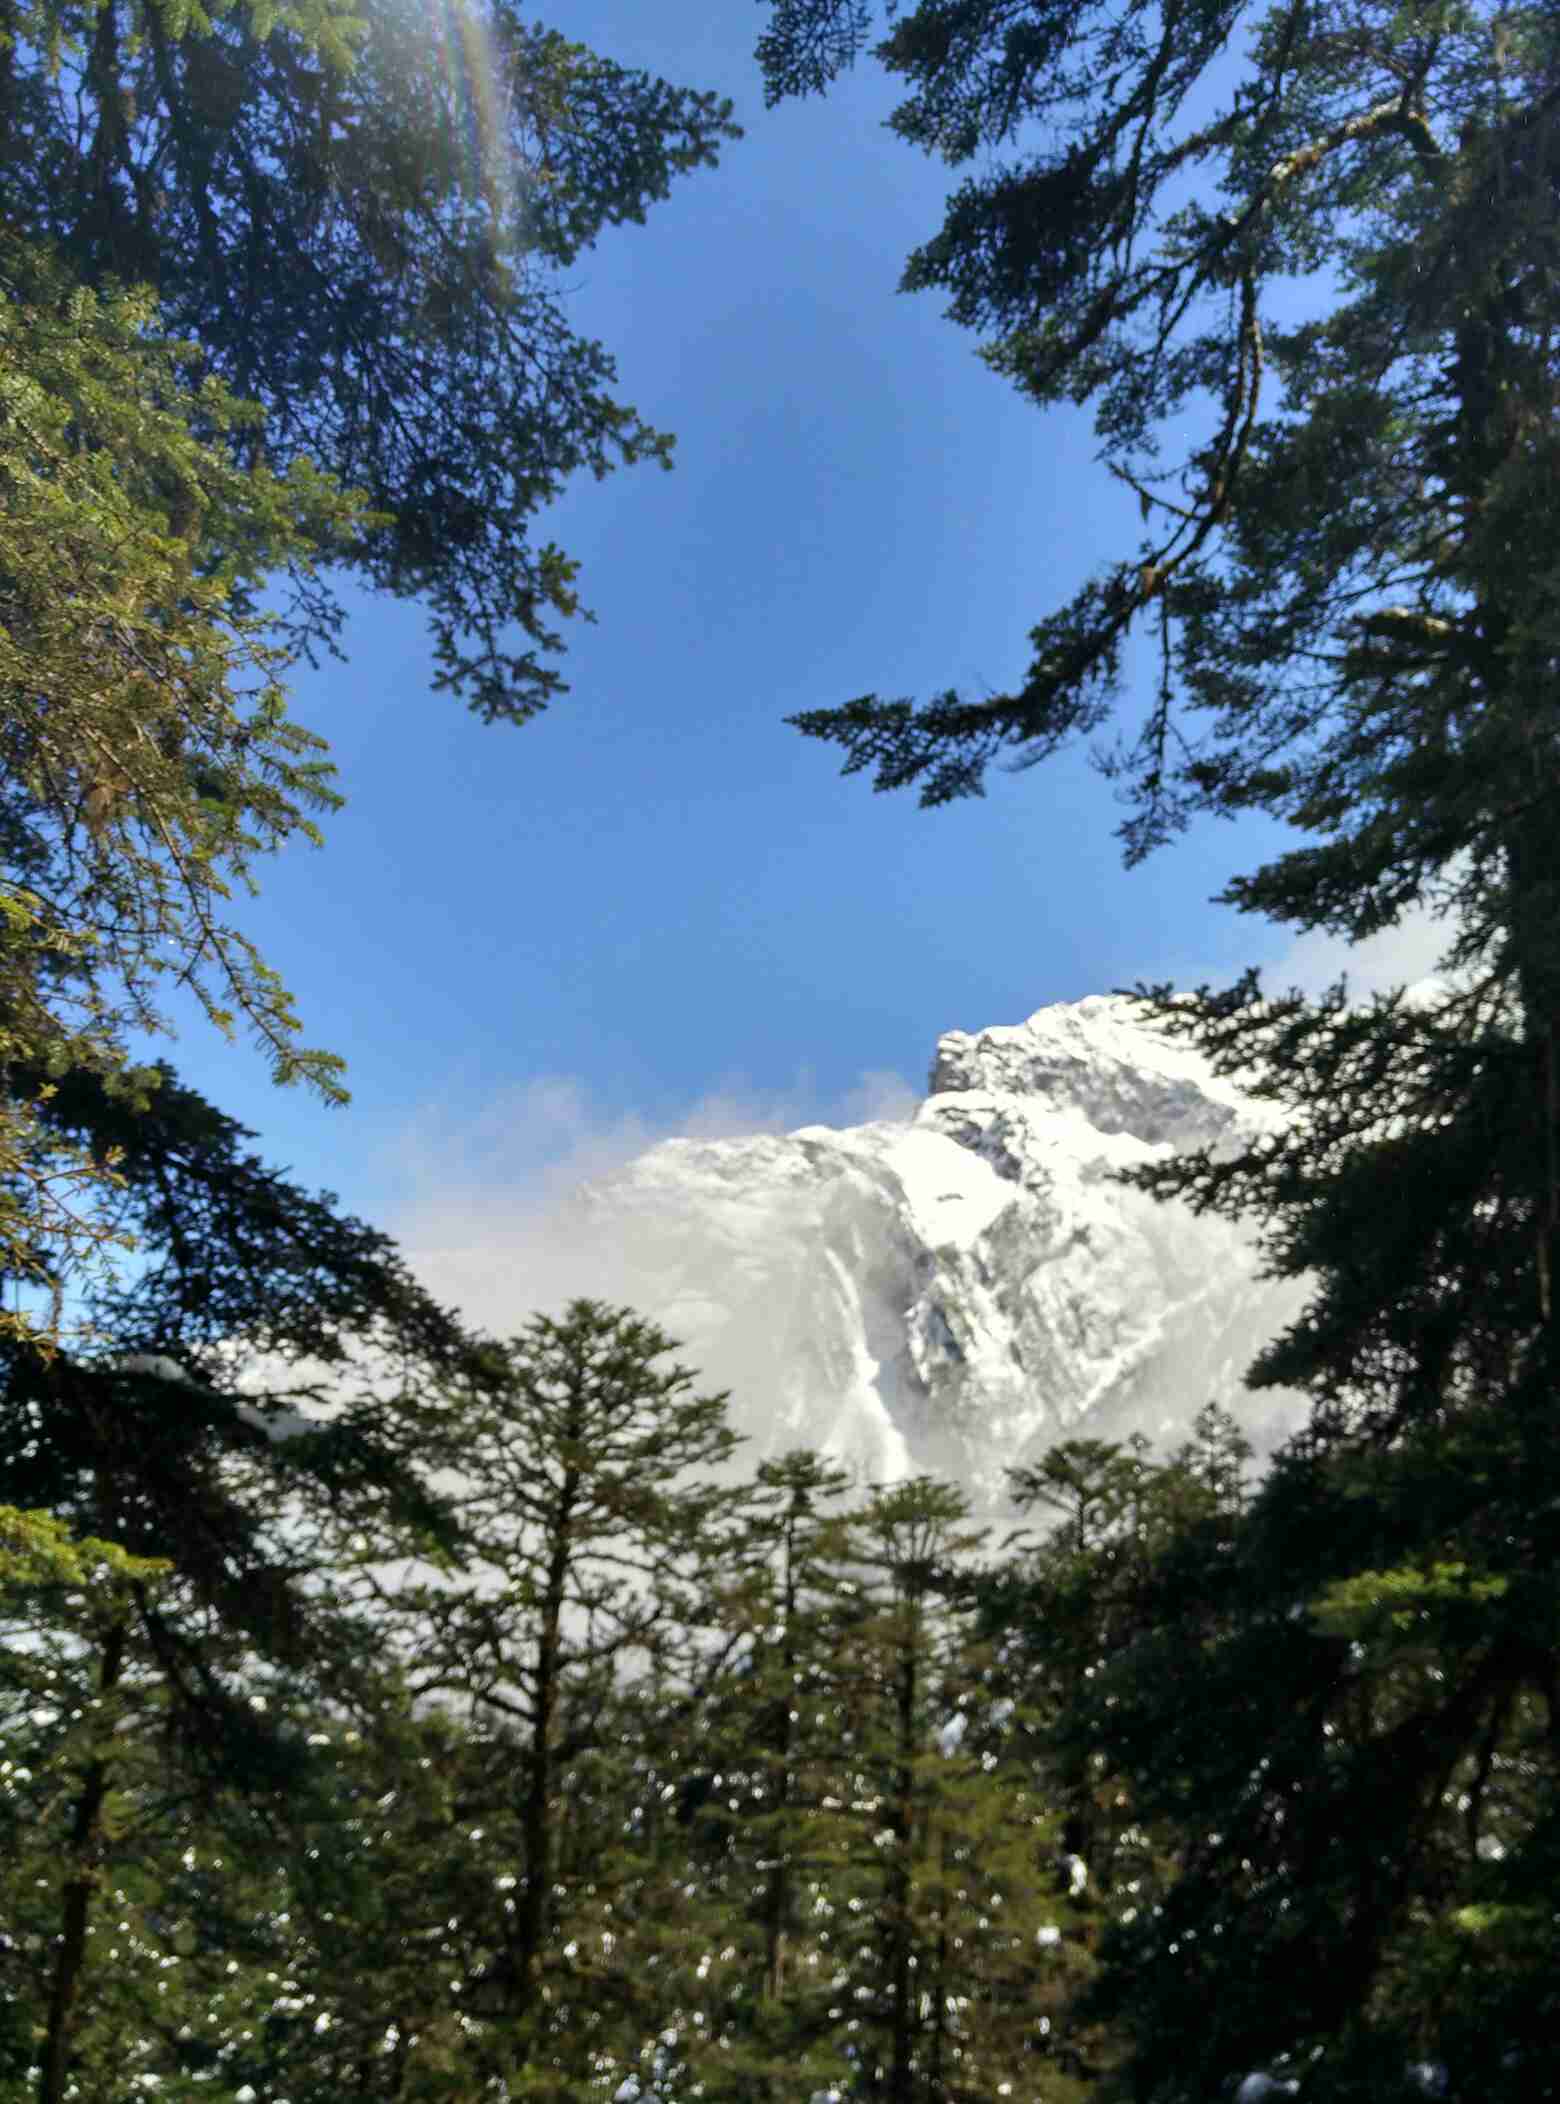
[929,993,1271,1153]
[567,996,1307,1513]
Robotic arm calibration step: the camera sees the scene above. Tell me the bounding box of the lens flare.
[423,0,518,233]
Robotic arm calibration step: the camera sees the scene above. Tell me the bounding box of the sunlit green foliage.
[0,233,371,1336]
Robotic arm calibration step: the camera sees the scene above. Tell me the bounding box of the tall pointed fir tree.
[970,1416,1257,2093]
[750,0,1560,2093]
[370,1298,749,2099]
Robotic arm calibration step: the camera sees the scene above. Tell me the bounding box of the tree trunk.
[761,1516,801,2006]
[886,1595,920,2103]
[39,1617,126,2104]
[507,1456,580,2073]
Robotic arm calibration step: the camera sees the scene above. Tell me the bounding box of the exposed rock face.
[570,996,1309,1513]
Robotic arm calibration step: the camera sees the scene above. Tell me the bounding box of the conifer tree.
[0,0,737,1338]
[0,233,372,1335]
[750,1,1560,2091]
[995,1437,1164,1914]
[0,1059,492,2099]
[0,1441,440,2102]
[183,1692,531,2102]
[968,1419,1255,2094]
[2,0,738,727]
[376,1298,748,2098]
[816,1477,1076,2103]
[655,1448,864,2101]
[2,1059,482,1645]
[737,1451,862,2027]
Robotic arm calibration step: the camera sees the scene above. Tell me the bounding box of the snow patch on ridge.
[930,992,1281,1150]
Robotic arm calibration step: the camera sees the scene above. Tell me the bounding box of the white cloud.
[1167,858,1476,1012]
[387,1063,916,1337]
[1264,889,1464,1007]
[836,1067,922,1126]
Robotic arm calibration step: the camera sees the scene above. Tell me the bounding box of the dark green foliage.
[369,1298,750,2094]
[14,1060,475,1373]
[1,0,739,723]
[825,1476,1079,2103]
[755,0,1560,876]
[1055,1421,1559,2103]
[0,1059,484,1826]
[959,1419,1254,2095]
[660,1448,865,2100]
[749,2,1560,2093]
[0,1082,484,2099]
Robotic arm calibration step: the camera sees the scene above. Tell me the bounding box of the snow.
[567,995,1310,1514]
[813,1247,914,1485]
[820,1119,1018,1250]
[937,1712,968,1756]
[930,994,1284,1141]
[103,1353,314,1443]
[107,1353,202,1388]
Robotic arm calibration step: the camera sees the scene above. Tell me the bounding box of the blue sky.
[150,0,1452,1319]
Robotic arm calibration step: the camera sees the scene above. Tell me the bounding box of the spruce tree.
[0,1453,433,2102]
[2,1060,483,1647]
[0,234,371,1334]
[655,1448,864,2101]
[0,1061,491,2099]
[968,1420,1255,2095]
[376,1298,747,2098]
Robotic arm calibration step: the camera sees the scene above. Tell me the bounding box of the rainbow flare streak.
[423,0,521,235]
